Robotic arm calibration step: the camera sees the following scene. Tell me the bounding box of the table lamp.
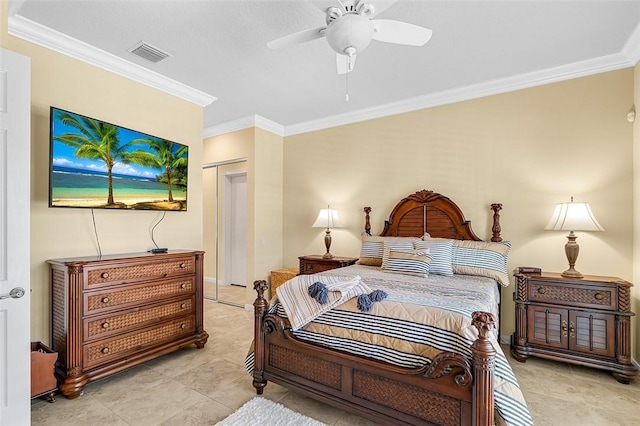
[545,197,604,278]
[312,205,342,259]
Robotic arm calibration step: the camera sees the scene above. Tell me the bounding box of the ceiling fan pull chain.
[345,68,349,101]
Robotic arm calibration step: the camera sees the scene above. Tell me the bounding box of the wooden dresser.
[511,271,638,383]
[48,250,209,398]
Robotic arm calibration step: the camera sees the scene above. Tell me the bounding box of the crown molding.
[8,15,217,107]
[203,115,284,139]
[622,22,640,65]
[206,46,636,138]
[284,51,635,136]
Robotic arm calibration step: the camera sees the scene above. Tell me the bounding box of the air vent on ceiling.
[128,41,171,63]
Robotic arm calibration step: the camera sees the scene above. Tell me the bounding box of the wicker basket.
[31,341,57,401]
[270,268,298,293]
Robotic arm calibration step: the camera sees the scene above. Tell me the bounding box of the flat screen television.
[49,107,188,211]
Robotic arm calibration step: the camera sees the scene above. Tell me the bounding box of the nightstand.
[298,255,358,275]
[511,271,638,383]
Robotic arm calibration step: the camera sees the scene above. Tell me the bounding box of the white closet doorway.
[224,171,247,288]
[202,158,247,306]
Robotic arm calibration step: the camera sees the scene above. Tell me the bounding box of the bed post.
[252,280,269,394]
[363,207,372,236]
[490,203,502,242]
[471,311,496,426]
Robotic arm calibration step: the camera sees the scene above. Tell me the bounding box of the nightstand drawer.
[528,281,616,310]
[302,262,336,274]
[298,255,359,275]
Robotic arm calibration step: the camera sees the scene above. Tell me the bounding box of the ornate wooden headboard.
[364,189,503,242]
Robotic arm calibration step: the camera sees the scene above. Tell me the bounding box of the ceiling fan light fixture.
[325,14,373,55]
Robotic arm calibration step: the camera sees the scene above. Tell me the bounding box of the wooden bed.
[252,190,504,426]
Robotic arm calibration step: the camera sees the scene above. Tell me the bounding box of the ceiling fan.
[267,0,433,74]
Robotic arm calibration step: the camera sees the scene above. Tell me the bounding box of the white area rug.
[215,397,328,426]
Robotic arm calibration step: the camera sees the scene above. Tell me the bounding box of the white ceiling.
[8,1,640,137]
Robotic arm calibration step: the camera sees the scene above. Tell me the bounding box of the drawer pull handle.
[180,303,187,309]
[561,320,568,337]
[180,283,186,289]
[180,323,186,329]
[569,321,575,338]
[594,292,604,301]
[101,322,109,329]
[101,347,110,354]
[537,287,546,294]
[101,272,109,279]
[101,297,109,304]
[180,263,186,269]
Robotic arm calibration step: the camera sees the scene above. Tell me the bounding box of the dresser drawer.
[83,316,196,369]
[528,281,616,310]
[83,296,195,341]
[83,277,195,316]
[85,256,195,288]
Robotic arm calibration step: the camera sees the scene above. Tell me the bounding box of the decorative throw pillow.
[357,236,419,266]
[381,240,416,267]
[413,238,454,276]
[381,249,432,277]
[451,240,512,286]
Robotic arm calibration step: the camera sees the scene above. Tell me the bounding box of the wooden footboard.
[252,281,496,426]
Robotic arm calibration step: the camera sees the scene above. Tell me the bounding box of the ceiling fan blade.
[312,1,343,14]
[372,19,433,46]
[267,26,326,50]
[336,52,356,74]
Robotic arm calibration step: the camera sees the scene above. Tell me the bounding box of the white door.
[226,173,247,286]
[0,49,31,425]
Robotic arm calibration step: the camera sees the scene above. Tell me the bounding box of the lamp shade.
[312,208,342,229]
[544,201,604,232]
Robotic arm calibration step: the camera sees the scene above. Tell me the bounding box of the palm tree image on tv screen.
[49,107,188,211]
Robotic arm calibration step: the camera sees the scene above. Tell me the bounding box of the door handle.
[0,287,26,300]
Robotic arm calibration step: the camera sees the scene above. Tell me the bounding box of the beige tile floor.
[31,300,640,425]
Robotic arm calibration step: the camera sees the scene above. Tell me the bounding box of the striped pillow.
[381,249,432,277]
[357,236,419,266]
[452,240,512,286]
[413,238,454,276]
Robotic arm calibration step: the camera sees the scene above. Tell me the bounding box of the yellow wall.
[283,69,635,347]
[3,31,204,344]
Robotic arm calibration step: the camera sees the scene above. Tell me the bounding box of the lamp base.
[562,231,583,279]
[323,229,334,259]
[561,267,583,279]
